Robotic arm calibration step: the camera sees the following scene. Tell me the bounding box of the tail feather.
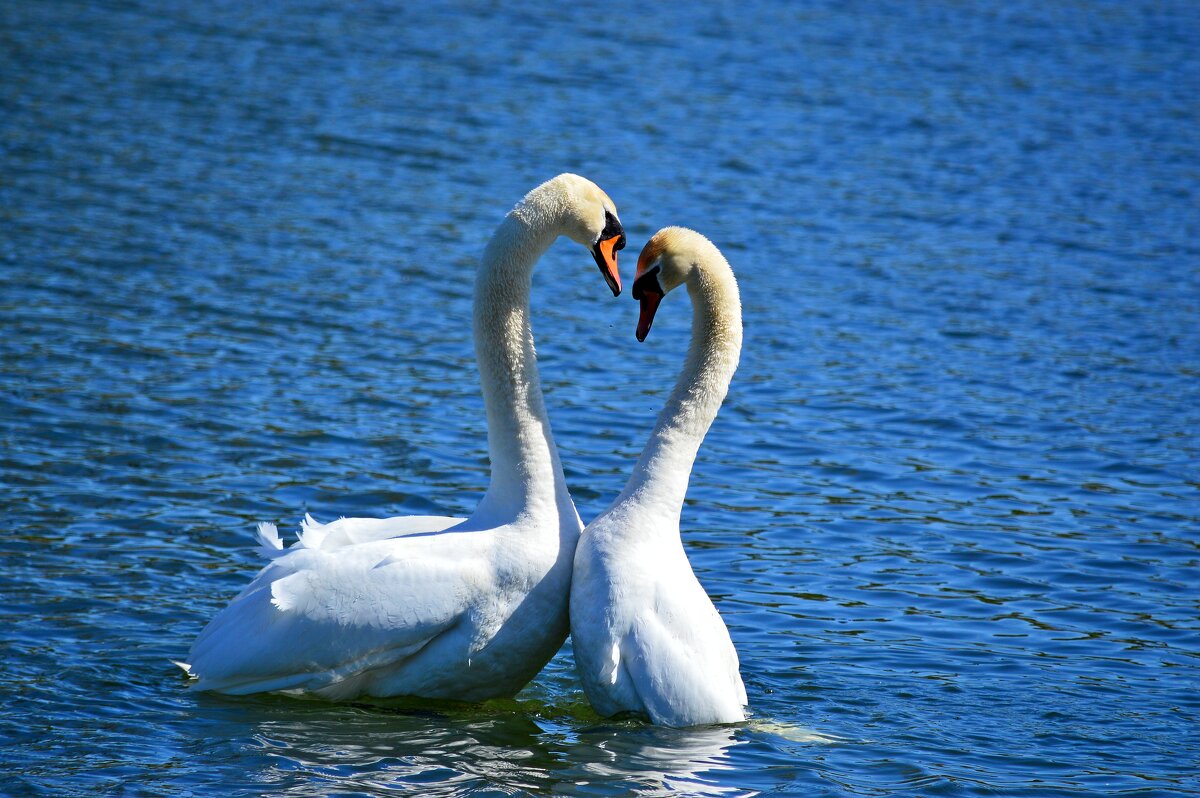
[296,513,328,550]
[254,522,286,559]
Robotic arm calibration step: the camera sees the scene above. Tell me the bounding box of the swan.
[177,174,626,700]
[570,226,747,727]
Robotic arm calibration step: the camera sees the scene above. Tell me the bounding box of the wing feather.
[186,535,487,695]
[620,585,747,727]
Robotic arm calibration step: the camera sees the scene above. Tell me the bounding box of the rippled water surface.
[3,1,1199,795]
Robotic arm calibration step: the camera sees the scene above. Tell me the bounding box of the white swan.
[570,226,747,727]
[177,174,626,700]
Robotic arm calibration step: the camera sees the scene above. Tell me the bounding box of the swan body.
[179,174,625,700]
[571,227,747,727]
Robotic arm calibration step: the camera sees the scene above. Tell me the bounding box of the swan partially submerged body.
[571,227,747,727]
[178,174,625,700]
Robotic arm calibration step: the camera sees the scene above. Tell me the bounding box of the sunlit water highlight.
[2,1,1198,795]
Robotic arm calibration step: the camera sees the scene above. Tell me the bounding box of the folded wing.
[185,531,487,696]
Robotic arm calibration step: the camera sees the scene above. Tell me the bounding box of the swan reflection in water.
[560,723,749,796]
[561,719,840,796]
[237,701,556,795]
[230,695,837,796]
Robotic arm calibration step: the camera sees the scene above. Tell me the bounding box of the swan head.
[631,226,715,341]
[539,173,627,296]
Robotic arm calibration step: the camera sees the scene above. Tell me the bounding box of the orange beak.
[592,236,623,296]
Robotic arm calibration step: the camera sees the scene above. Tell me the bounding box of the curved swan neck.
[623,258,742,518]
[472,207,569,521]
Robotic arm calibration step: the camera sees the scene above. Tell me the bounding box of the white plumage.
[571,227,747,727]
[178,174,626,701]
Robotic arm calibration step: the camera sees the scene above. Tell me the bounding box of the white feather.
[253,522,284,559]
[180,175,624,701]
[571,228,747,727]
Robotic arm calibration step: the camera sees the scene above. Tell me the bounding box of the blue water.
[3,1,1198,795]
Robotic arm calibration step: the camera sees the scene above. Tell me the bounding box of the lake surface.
[2,1,1198,795]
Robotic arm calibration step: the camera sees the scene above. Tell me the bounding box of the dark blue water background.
[2,1,1198,795]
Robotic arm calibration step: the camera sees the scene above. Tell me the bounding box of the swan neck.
[624,263,742,518]
[472,211,570,521]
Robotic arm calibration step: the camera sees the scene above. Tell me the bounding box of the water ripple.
[3,0,1200,795]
